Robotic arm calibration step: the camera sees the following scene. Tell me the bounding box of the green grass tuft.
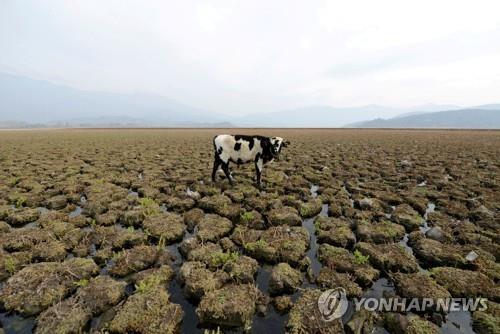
[240,211,255,223]
[73,278,89,287]
[353,249,370,265]
[4,257,16,274]
[210,251,239,267]
[139,197,160,216]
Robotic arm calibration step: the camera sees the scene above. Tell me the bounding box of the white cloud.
[195,3,230,32]
[1,0,499,114]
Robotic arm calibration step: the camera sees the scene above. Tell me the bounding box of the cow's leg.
[222,162,234,185]
[212,154,222,182]
[254,157,263,188]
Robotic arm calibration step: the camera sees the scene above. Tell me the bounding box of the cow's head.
[270,136,290,160]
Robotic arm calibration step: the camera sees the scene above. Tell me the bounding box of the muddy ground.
[0,129,498,334]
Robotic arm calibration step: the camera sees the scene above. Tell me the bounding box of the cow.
[212,134,289,187]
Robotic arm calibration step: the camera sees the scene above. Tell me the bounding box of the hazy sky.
[1,0,499,115]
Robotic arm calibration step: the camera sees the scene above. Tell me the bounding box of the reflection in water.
[0,313,35,334]
[441,309,475,334]
[69,206,82,218]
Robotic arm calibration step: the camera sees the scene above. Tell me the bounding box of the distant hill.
[0,72,229,127]
[472,103,500,110]
[345,109,500,129]
[393,103,462,118]
[0,120,47,128]
[236,105,406,127]
[234,104,471,127]
[1,72,498,129]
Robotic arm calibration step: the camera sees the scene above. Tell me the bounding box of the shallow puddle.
[69,205,82,218]
[252,265,290,333]
[398,233,413,255]
[168,277,199,333]
[36,207,48,215]
[251,310,288,334]
[420,202,436,234]
[164,227,203,333]
[128,190,139,197]
[255,265,272,294]
[304,185,323,277]
[0,313,35,334]
[441,309,475,334]
[302,204,327,279]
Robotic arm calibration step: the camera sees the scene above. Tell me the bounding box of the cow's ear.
[283,140,290,147]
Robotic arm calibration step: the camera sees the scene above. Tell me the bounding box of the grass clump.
[7,177,19,187]
[299,199,322,218]
[4,257,16,274]
[240,211,255,223]
[210,251,239,268]
[282,240,294,250]
[353,249,370,265]
[379,221,404,238]
[299,207,310,217]
[135,275,162,294]
[157,235,167,250]
[244,239,268,252]
[139,197,160,216]
[15,196,27,208]
[73,278,89,287]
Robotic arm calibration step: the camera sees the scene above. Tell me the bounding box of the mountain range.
[0,72,231,127]
[345,107,500,128]
[1,72,499,128]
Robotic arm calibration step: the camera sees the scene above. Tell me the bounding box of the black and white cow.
[212,134,289,187]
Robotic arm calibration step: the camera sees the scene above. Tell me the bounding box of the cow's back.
[214,134,263,164]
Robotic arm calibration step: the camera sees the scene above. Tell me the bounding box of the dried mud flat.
[0,128,498,334]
